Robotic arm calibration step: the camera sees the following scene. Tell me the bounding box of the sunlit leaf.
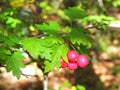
[6,17,21,28]
[21,38,42,58]
[43,35,64,44]
[44,44,68,73]
[36,21,60,35]
[44,61,54,73]
[39,46,52,60]
[60,44,69,62]
[6,51,25,79]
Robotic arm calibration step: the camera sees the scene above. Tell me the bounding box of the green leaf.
[63,81,71,87]
[0,46,11,55]
[39,46,52,60]
[36,21,60,35]
[44,44,68,73]
[64,7,87,21]
[21,38,42,58]
[0,54,7,64]
[43,35,64,44]
[4,35,20,46]
[10,35,21,43]
[0,47,10,64]
[44,61,54,73]
[40,35,64,60]
[0,47,11,66]
[0,34,7,42]
[6,17,21,28]
[44,45,62,73]
[4,39,15,46]
[68,28,94,48]
[60,44,69,62]
[51,45,62,69]
[6,51,25,79]
[21,37,64,60]
[77,85,86,90]
[83,15,115,30]
[113,0,120,7]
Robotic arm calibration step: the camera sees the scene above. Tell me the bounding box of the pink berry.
[77,54,89,68]
[68,62,78,70]
[61,59,68,68]
[67,50,79,62]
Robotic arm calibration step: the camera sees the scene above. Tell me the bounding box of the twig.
[0,65,6,67]
[30,33,49,38]
[69,42,77,51]
[63,36,77,51]
[43,74,48,90]
[22,73,38,78]
[85,26,105,30]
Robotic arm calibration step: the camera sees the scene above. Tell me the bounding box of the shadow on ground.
[71,62,105,90]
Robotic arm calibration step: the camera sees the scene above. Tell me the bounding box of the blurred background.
[0,0,120,90]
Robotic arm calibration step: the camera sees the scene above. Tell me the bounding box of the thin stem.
[85,26,104,30]
[63,37,77,51]
[0,65,6,67]
[22,73,38,78]
[69,42,77,51]
[43,74,48,90]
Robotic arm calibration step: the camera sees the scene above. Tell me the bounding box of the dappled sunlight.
[93,62,116,87]
[1,0,120,90]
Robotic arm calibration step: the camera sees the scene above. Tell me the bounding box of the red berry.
[68,62,78,70]
[67,50,79,62]
[77,54,89,68]
[61,59,68,68]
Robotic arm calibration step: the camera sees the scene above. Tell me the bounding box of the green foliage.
[0,46,11,55]
[0,1,119,90]
[113,0,120,7]
[63,81,71,87]
[44,35,64,44]
[58,81,86,90]
[6,17,21,28]
[64,7,87,21]
[60,44,69,62]
[21,38,42,58]
[0,34,7,42]
[4,35,20,46]
[0,4,94,78]
[40,1,53,14]
[83,15,115,24]
[6,51,25,79]
[77,85,86,90]
[0,46,11,65]
[67,28,94,48]
[36,21,61,35]
[35,8,93,72]
[0,8,14,21]
[83,15,115,30]
[51,44,65,68]
[44,44,69,73]
[39,45,53,60]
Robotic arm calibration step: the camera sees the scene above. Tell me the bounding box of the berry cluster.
[61,50,89,70]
